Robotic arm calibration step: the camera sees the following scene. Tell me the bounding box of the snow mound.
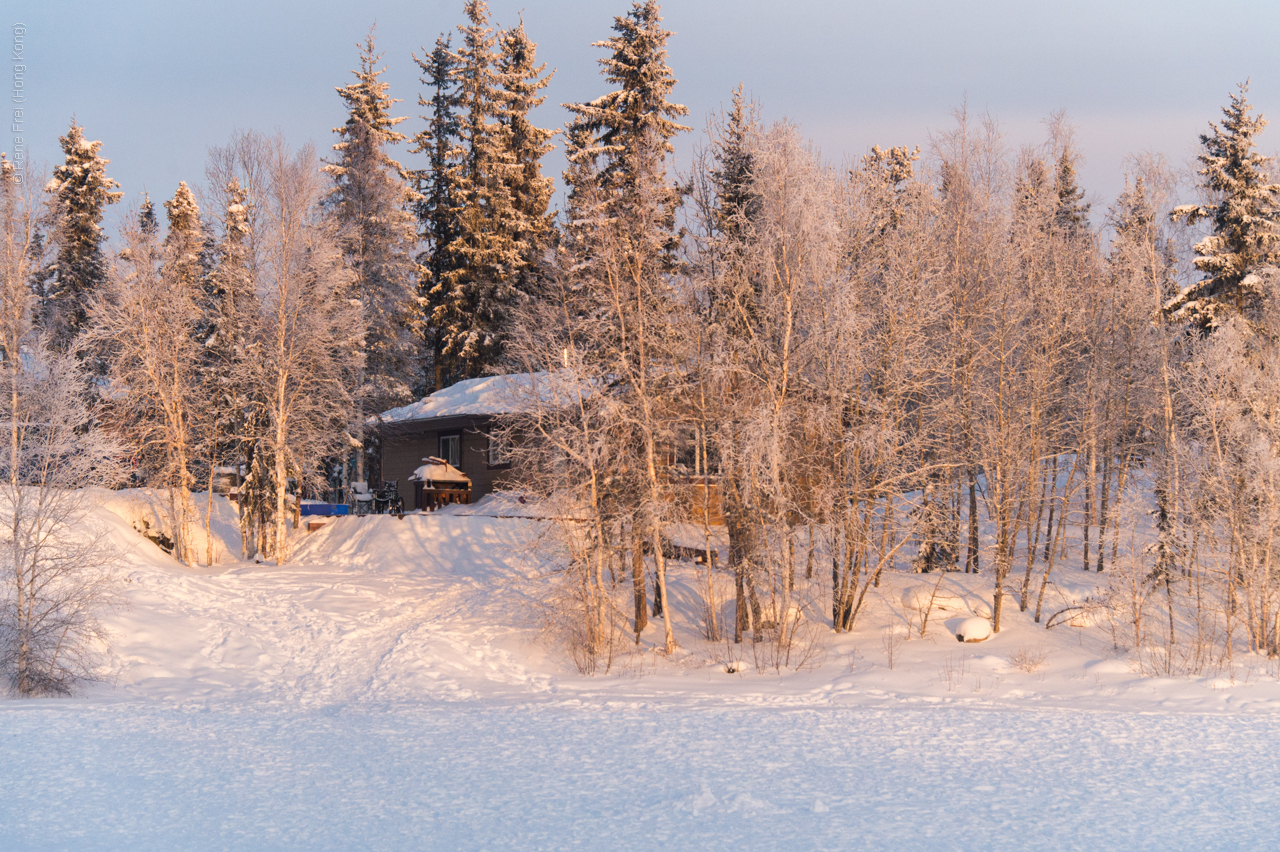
[901,585,965,612]
[956,617,993,643]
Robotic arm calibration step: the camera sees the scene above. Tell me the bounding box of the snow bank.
[901,585,965,613]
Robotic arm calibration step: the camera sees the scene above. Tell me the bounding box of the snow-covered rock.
[955,617,993,643]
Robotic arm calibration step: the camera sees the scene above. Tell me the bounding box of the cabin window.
[440,434,461,467]
[487,432,510,467]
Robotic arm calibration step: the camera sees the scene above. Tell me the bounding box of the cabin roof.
[376,371,591,425]
[377,374,536,424]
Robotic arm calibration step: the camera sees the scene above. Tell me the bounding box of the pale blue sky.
[11,0,1280,228]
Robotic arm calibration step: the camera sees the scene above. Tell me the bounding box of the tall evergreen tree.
[203,174,267,558]
[138,193,158,237]
[1167,82,1280,330]
[325,27,422,410]
[412,5,557,389]
[564,0,689,261]
[709,86,760,248]
[412,34,462,392]
[162,181,205,292]
[1053,147,1091,238]
[41,121,122,350]
[558,0,689,653]
[495,19,557,297]
[431,0,524,383]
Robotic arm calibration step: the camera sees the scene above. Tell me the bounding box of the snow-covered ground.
[2,491,1279,850]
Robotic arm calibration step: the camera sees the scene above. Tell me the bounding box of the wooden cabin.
[372,373,724,523]
[373,375,523,511]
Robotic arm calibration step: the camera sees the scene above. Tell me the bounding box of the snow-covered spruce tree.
[1052,145,1091,239]
[566,0,687,262]
[326,27,422,424]
[163,181,205,291]
[555,0,689,655]
[89,184,209,567]
[412,34,462,393]
[494,19,557,300]
[138,193,158,237]
[1167,83,1280,331]
[1,157,127,695]
[39,121,122,352]
[431,0,524,384]
[413,8,557,390]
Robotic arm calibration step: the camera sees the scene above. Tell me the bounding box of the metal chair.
[351,481,375,516]
[374,480,403,516]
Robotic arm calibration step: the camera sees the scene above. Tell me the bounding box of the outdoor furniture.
[351,481,375,516]
[410,457,472,511]
[374,480,404,516]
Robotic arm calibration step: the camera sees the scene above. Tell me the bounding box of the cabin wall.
[379,417,514,509]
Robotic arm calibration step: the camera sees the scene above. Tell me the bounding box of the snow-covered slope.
[5,492,1280,851]
[48,490,1280,713]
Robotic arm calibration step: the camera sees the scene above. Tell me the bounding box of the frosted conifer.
[1167,83,1280,330]
[432,0,525,383]
[412,34,462,390]
[564,0,689,260]
[1053,147,1090,238]
[139,193,158,237]
[710,86,760,244]
[325,27,422,409]
[163,181,205,292]
[41,121,122,350]
[494,20,556,298]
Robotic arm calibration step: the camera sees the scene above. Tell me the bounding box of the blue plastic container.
[299,503,351,517]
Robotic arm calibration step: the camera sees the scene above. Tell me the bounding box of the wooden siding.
[377,414,514,509]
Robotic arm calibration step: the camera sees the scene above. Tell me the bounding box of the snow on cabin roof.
[377,373,541,424]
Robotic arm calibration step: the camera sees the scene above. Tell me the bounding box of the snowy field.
[6,703,1279,851]
[2,492,1279,850]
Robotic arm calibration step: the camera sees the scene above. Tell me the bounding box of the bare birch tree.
[0,156,127,694]
[206,132,363,563]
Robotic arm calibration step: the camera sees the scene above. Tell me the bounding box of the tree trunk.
[631,534,647,641]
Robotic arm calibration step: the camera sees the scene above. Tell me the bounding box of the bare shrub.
[1,161,128,696]
[1008,644,1049,673]
[538,564,627,676]
[940,652,969,691]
